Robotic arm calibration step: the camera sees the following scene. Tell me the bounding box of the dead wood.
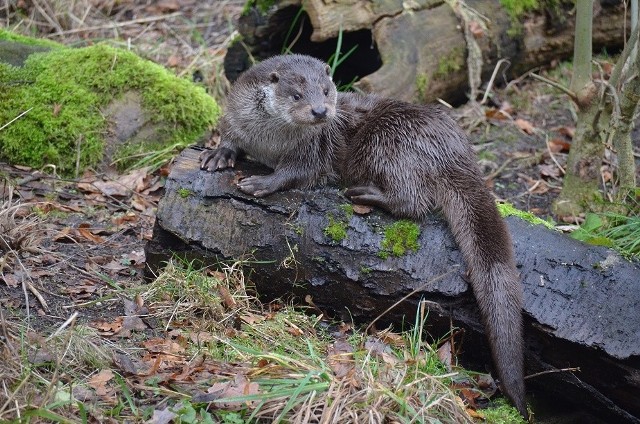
[225,0,628,103]
[146,147,640,423]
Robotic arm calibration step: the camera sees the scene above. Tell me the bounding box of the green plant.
[0,41,219,175]
[379,220,420,258]
[571,212,640,258]
[324,214,348,242]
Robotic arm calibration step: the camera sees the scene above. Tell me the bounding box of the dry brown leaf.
[143,338,186,355]
[437,340,453,371]
[240,312,265,325]
[63,281,97,299]
[112,212,138,226]
[539,164,561,179]
[91,317,124,336]
[166,54,181,67]
[2,273,20,288]
[519,173,550,194]
[352,204,372,215]
[515,118,535,134]
[78,223,105,243]
[92,168,149,198]
[327,339,355,378]
[52,227,74,242]
[548,138,571,153]
[556,126,575,139]
[468,20,484,38]
[205,374,260,410]
[218,286,236,308]
[485,108,509,120]
[89,369,114,398]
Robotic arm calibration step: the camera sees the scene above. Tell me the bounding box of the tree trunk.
[226,0,629,104]
[146,147,640,423]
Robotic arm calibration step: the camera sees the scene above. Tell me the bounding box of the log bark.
[146,147,640,423]
[225,0,629,103]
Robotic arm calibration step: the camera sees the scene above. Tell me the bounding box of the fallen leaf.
[240,312,265,325]
[548,138,571,153]
[515,118,535,134]
[218,286,236,308]
[78,223,105,243]
[91,317,124,336]
[468,20,484,38]
[52,227,75,243]
[89,369,114,398]
[202,374,260,409]
[2,273,20,288]
[352,204,372,215]
[539,164,561,179]
[437,340,454,371]
[556,126,575,139]
[147,405,178,424]
[485,108,509,120]
[166,54,181,67]
[327,339,355,378]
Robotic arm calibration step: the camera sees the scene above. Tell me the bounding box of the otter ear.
[324,65,331,76]
[270,72,279,83]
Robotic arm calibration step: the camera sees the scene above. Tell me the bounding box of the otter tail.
[438,184,527,418]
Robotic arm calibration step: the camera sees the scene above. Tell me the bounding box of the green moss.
[497,203,556,229]
[499,0,539,19]
[0,38,220,175]
[477,150,497,161]
[435,48,464,78]
[0,29,62,49]
[340,203,354,219]
[416,73,429,100]
[177,188,192,198]
[324,215,348,242]
[499,0,540,36]
[242,0,277,15]
[482,398,528,423]
[379,220,420,259]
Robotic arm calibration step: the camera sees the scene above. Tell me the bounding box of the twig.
[481,59,511,105]
[0,107,33,132]
[545,135,566,175]
[529,73,578,102]
[364,269,456,334]
[0,308,16,356]
[525,367,580,379]
[25,280,48,311]
[46,311,79,341]
[50,12,182,36]
[485,156,516,181]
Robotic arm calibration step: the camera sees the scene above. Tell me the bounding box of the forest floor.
[1,0,638,423]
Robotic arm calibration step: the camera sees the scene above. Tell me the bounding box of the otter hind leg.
[200,147,237,171]
[345,185,393,212]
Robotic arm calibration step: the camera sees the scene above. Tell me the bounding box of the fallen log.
[225,0,628,103]
[146,147,640,423]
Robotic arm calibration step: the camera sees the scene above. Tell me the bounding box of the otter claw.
[237,175,276,197]
[200,147,237,171]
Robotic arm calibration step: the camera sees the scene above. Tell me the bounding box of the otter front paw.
[200,147,237,171]
[345,185,392,211]
[237,175,278,197]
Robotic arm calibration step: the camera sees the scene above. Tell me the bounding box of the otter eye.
[292,93,301,101]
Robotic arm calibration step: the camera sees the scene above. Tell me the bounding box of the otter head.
[265,59,337,127]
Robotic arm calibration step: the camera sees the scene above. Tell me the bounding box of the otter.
[200,54,527,418]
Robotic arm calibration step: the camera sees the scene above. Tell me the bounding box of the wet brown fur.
[200,54,527,418]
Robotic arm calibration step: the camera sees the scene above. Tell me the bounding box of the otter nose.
[312,106,327,118]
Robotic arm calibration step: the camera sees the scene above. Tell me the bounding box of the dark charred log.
[146,147,640,423]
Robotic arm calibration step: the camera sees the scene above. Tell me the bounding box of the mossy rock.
[0,30,220,175]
